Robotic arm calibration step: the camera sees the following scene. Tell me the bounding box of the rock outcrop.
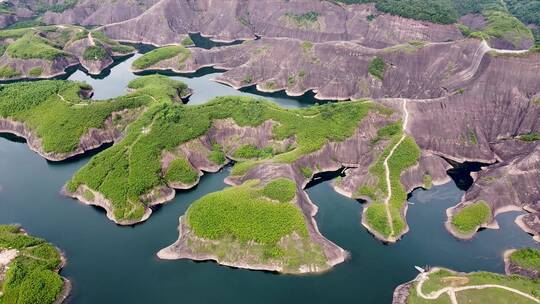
[47,0,462,47]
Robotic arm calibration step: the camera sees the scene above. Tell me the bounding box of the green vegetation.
[0,76,185,154]
[165,157,198,185]
[0,225,65,304]
[91,31,134,54]
[407,267,540,304]
[6,32,68,61]
[66,91,382,221]
[300,166,313,178]
[364,128,421,238]
[261,178,297,203]
[83,45,107,61]
[186,180,318,263]
[36,0,78,14]
[28,67,43,78]
[0,66,20,79]
[482,10,534,48]
[372,121,401,143]
[181,36,194,46]
[357,185,377,200]
[283,11,320,28]
[233,144,273,159]
[451,201,491,234]
[423,174,433,189]
[209,144,226,165]
[132,45,191,70]
[510,248,540,272]
[368,57,386,81]
[519,133,540,142]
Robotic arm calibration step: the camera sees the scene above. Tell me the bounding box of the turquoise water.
[0,48,537,303]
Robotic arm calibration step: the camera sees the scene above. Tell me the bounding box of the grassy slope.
[510,248,540,272]
[132,45,191,70]
[67,96,385,222]
[0,80,148,154]
[450,200,491,234]
[364,128,421,238]
[408,268,540,303]
[185,180,326,269]
[0,225,64,304]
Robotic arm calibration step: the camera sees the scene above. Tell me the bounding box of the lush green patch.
[372,121,401,143]
[186,180,307,252]
[519,133,540,142]
[375,0,459,24]
[482,10,534,48]
[28,67,43,77]
[68,94,381,221]
[261,178,297,203]
[181,36,194,46]
[233,144,273,159]
[209,144,226,165]
[0,225,64,304]
[423,174,433,189]
[300,166,313,179]
[83,45,107,61]
[408,267,540,304]
[132,45,191,70]
[364,131,421,238]
[283,11,320,28]
[165,157,198,185]
[6,32,68,61]
[368,57,386,81]
[91,31,134,54]
[451,201,491,234]
[0,76,184,154]
[0,66,20,79]
[510,248,540,272]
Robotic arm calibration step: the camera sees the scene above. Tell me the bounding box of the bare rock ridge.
[42,0,462,47]
[142,38,489,101]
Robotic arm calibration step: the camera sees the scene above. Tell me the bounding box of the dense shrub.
[83,45,107,61]
[451,201,491,234]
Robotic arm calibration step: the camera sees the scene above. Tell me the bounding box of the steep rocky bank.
[43,0,461,47]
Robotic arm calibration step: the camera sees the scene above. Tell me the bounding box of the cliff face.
[142,38,486,100]
[406,52,540,238]
[66,0,462,46]
[42,0,160,26]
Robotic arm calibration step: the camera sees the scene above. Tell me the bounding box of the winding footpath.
[381,99,408,240]
[415,271,540,304]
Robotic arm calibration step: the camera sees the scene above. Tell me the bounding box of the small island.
[158,179,334,274]
[0,225,70,304]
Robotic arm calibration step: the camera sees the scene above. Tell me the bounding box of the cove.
[63,51,323,108]
[0,132,536,303]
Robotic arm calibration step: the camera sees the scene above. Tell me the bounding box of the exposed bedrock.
[0,13,17,28]
[65,38,114,75]
[406,52,540,240]
[0,55,79,80]
[141,37,487,101]
[504,249,540,279]
[83,0,461,46]
[0,108,136,162]
[41,0,160,26]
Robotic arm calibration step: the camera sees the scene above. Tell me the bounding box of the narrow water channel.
[0,43,537,303]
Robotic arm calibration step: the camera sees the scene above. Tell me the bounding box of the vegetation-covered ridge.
[0,225,67,304]
[359,116,421,242]
[172,179,329,273]
[0,26,134,79]
[65,93,386,223]
[400,267,540,304]
[132,45,191,70]
[0,75,188,157]
[449,200,492,236]
[509,248,540,273]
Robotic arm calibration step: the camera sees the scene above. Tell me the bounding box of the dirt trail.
[415,271,540,304]
[381,99,408,239]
